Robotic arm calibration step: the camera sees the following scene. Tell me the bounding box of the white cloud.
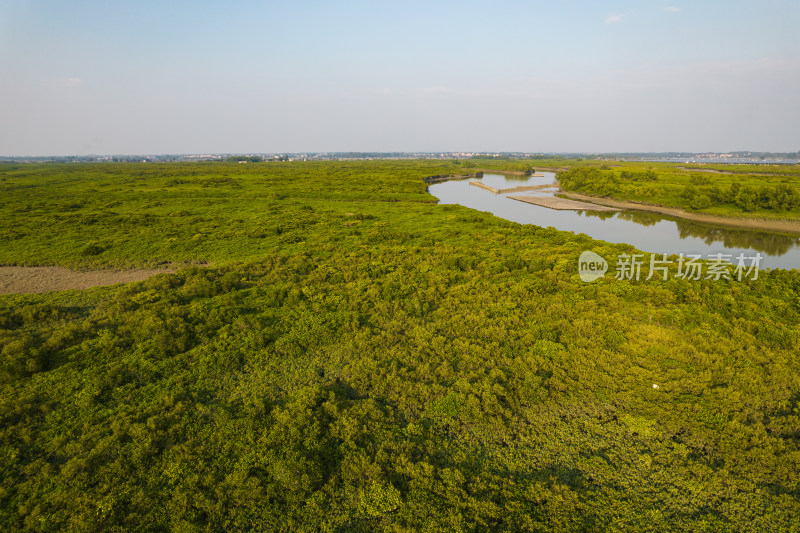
[605,14,623,24]
[663,6,681,13]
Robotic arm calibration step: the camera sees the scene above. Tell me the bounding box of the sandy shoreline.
[560,192,800,234]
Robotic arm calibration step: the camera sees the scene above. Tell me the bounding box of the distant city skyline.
[1,0,799,156]
[5,150,798,165]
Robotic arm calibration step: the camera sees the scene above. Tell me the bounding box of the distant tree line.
[682,182,800,211]
[226,156,263,163]
[558,167,800,212]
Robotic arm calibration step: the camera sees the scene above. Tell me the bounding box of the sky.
[1,0,799,155]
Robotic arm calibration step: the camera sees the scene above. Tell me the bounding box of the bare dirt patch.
[0,266,177,295]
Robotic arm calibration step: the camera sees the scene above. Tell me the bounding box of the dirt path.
[0,266,176,295]
[560,192,800,233]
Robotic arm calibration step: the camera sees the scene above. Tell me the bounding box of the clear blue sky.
[1,0,798,155]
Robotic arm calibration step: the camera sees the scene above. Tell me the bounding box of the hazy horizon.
[3,150,800,159]
[2,0,799,156]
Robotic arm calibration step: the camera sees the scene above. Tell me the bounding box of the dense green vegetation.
[0,161,448,268]
[557,165,800,220]
[679,163,800,177]
[1,161,800,531]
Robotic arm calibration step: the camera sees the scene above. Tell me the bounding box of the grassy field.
[1,161,799,531]
[0,161,458,268]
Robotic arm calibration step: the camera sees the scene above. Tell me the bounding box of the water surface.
[429,173,800,270]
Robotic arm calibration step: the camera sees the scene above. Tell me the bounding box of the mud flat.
[469,181,558,194]
[0,266,177,295]
[497,183,558,194]
[508,195,621,211]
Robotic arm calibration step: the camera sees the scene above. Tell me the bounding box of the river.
[428,172,800,270]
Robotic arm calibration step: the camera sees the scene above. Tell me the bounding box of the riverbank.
[475,167,569,175]
[560,192,800,234]
[423,172,482,184]
[509,195,620,211]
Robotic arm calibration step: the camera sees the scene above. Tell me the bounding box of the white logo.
[579,251,608,283]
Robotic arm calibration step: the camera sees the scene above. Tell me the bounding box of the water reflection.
[430,173,800,269]
[579,210,663,227]
[499,174,534,183]
[478,173,554,188]
[674,221,800,256]
[577,209,800,255]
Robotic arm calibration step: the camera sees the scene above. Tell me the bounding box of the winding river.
[429,172,800,270]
